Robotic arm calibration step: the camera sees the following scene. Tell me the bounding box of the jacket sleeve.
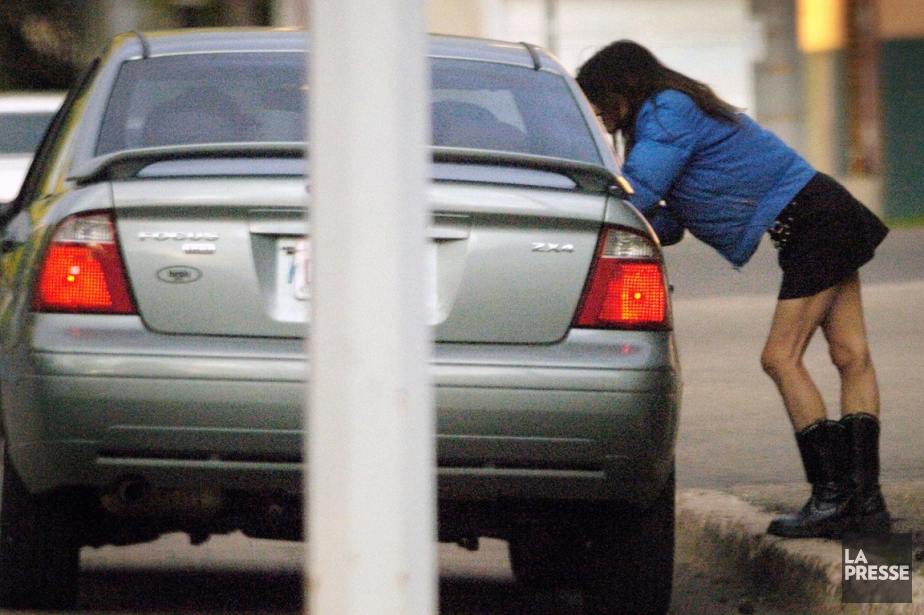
[646,204,685,246]
[621,94,699,216]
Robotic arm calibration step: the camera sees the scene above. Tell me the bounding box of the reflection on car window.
[0,113,57,154]
[431,59,601,165]
[96,53,308,155]
[96,53,601,166]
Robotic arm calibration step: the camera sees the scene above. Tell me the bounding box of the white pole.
[305,1,435,615]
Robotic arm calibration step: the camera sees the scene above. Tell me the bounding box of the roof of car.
[108,28,558,73]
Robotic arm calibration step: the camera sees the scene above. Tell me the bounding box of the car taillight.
[574,226,670,330]
[32,212,136,314]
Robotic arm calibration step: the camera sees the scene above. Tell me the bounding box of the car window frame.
[2,58,102,226]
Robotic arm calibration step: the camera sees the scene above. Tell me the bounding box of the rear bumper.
[2,314,680,508]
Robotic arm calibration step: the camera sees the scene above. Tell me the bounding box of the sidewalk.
[677,481,924,613]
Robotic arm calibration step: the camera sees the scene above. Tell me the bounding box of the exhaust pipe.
[102,476,224,517]
[101,476,152,514]
[117,477,151,505]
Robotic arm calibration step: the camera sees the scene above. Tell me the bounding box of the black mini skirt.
[769,172,889,300]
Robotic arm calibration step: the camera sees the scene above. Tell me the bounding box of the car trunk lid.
[112,169,609,343]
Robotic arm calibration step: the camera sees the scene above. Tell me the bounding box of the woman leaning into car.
[576,40,890,539]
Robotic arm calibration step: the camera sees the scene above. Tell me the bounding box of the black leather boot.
[767,419,852,538]
[841,412,891,533]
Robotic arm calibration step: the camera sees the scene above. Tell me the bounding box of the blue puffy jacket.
[622,90,815,267]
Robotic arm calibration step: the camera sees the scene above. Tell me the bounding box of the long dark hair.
[577,40,740,135]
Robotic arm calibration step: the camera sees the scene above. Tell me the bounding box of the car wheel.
[580,473,675,615]
[0,444,83,610]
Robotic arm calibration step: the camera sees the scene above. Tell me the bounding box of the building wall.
[757,0,924,221]
[498,0,763,115]
[880,0,924,221]
[428,0,485,37]
[751,0,804,152]
[880,0,924,39]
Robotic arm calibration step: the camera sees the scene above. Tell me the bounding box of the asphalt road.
[70,532,793,615]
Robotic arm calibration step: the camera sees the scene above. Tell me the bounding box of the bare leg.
[761,284,841,430]
[819,272,880,418]
[763,272,888,537]
[821,273,889,531]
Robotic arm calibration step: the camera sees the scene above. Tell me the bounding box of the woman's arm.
[646,204,685,246]
[621,92,699,214]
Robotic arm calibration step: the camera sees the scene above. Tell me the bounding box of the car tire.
[508,507,583,590]
[0,444,83,610]
[580,472,675,615]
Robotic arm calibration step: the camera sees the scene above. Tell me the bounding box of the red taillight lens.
[575,227,670,329]
[33,213,136,314]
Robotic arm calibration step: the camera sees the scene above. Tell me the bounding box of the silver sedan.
[0,30,680,615]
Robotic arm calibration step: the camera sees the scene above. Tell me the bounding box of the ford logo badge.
[157,266,203,284]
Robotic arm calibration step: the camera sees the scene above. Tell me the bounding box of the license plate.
[275,236,440,323]
[273,238,310,323]
[288,238,311,301]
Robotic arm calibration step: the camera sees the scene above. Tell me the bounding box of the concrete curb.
[676,489,924,614]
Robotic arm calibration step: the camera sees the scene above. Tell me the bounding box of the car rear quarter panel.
[0,183,113,348]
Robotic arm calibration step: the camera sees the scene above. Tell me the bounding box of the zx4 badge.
[532,242,575,253]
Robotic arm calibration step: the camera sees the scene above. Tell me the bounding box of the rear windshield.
[431,58,600,164]
[0,112,56,154]
[96,52,306,155]
[96,52,601,165]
